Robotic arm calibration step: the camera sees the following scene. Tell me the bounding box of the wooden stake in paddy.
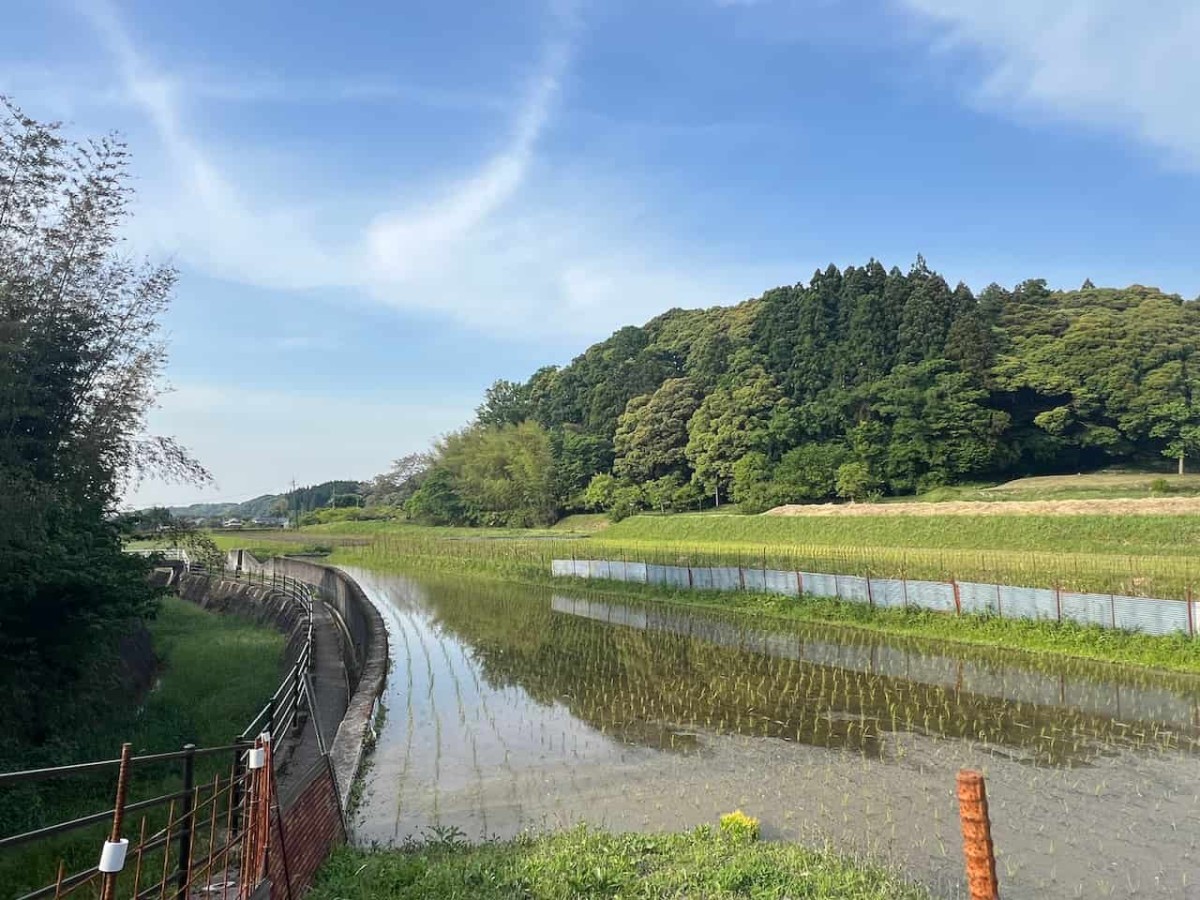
[957,769,999,900]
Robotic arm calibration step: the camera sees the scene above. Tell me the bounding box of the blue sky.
[5,0,1200,506]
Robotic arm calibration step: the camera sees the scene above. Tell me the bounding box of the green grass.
[327,537,1200,675]
[587,513,1200,599]
[310,825,927,900]
[142,598,287,745]
[302,520,1200,676]
[604,511,1200,556]
[569,580,1200,675]
[204,507,1200,674]
[202,511,1200,598]
[982,470,1200,501]
[0,597,285,897]
[897,470,1200,503]
[288,511,1200,600]
[549,513,611,533]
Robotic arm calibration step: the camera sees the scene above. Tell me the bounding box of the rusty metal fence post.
[957,769,999,900]
[230,739,246,835]
[175,744,197,899]
[98,743,132,900]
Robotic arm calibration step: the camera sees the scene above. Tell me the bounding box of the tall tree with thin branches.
[0,96,206,738]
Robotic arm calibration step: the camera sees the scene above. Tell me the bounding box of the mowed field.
[199,494,1200,602]
[191,472,1200,602]
[605,510,1200,556]
[768,496,1200,517]
[775,470,1200,510]
[587,510,1200,599]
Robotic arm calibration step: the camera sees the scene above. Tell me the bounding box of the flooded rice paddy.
[344,567,1200,899]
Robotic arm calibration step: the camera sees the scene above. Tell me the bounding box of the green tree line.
[0,98,200,744]
[384,259,1200,525]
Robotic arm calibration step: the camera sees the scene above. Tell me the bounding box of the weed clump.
[719,810,760,842]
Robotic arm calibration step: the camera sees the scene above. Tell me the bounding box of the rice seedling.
[339,568,1200,899]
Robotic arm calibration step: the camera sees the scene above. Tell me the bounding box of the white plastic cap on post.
[247,747,266,770]
[98,838,129,873]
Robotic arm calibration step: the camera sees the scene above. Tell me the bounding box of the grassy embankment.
[0,598,285,896]
[213,508,1200,674]
[311,826,927,900]
[906,470,1200,503]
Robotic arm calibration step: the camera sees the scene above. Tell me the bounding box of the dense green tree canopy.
[613,377,700,483]
[409,422,558,526]
[686,368,783,504]
[383,257,1200,523]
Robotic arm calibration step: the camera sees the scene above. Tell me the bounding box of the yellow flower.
[719,810,760,842]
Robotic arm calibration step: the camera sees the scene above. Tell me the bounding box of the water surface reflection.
[346,568,1200,899]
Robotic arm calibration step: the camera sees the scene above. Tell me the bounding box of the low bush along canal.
[341,567,1200,899]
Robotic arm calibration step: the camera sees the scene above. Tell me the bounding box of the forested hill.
[385,259,1200,526]
[161,480,361,521]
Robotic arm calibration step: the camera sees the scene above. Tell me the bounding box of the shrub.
[718,810,760,842]
[608,485,646,522]
[731,452,772,506]
[773,443,847,502]
[405,469,472,526]
[835,461,877,501]
[671,481,706,512]
[581,473,618,512]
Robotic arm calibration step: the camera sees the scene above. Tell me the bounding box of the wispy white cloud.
[71,0,770,340]
[897,0,1200,167]
[174,75,511,112]
[361,35,570,287]
[82,0,353,289]
[0,60,508,116]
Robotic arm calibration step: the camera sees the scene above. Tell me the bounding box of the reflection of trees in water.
[418,579,1198,766]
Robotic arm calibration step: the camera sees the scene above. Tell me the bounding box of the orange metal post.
[99,743,132,900]
[957,769,999,900]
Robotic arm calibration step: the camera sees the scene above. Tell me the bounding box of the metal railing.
[0,555,318,900]
[220,571,316,745]
[127,549,191,567]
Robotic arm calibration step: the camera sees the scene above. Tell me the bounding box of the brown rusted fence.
[1,735,274,900]
[1,563,319,900]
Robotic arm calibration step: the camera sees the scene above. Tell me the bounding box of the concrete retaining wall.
[180,557,386,897]
[178,575,310,674]
[232,552,388,813]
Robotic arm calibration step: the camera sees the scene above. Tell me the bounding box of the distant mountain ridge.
[156,480,362,520]
[165,494,279,521]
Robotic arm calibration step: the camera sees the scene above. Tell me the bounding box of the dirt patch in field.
[765,497,1200,517]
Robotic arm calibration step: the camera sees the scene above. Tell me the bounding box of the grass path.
[310,826,928,900]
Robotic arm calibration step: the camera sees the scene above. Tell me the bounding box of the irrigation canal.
[343,566,1200,899]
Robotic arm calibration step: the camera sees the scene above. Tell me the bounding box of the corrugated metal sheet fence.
[549,559,1200,638]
